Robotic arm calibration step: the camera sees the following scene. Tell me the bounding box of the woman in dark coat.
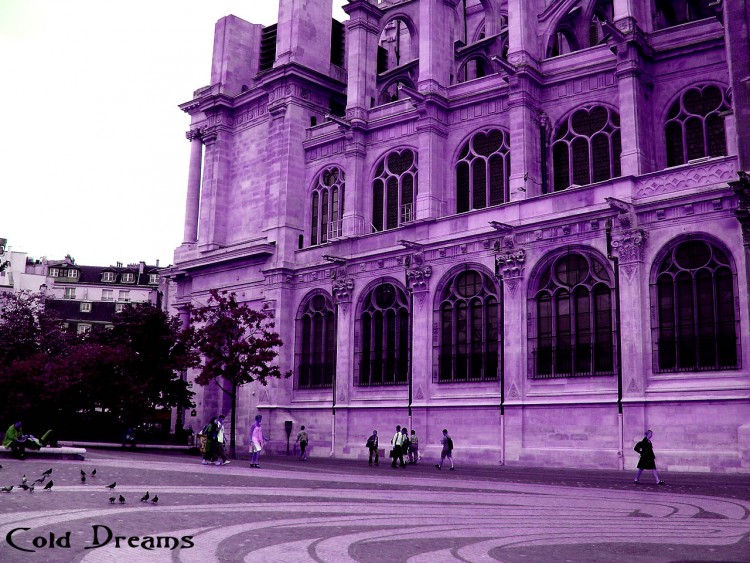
[633,430,664,484]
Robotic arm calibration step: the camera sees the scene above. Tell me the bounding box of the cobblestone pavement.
[0,450,748,562]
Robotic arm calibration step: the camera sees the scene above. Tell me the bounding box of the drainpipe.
[499,276,506,465]
[606,218,625,470]
[406,260,414,433]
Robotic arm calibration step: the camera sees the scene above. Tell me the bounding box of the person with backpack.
[295,425,309,461]
[436,428,454,470]
[366,430,379,466]
[201,417,218,465]
[391,425,406,468]
[408,429,419,464]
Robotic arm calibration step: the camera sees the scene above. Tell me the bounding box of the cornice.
[174,240,276,271]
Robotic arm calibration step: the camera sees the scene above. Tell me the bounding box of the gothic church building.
[169,0,750,472]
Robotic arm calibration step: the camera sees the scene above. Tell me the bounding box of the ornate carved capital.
[611,229,648,264]
[185,128,203,142]
[406,265,432,292]
[730,171,750,246]
[332,277,355,304]
[200,126,219,145]
[495,249,526,281]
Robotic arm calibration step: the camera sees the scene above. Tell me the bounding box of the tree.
[191,289,291,458]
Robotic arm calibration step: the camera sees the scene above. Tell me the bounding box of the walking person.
[435,428,455,470]
[201,417,218,465]
[366,430,379,466]
[249,415,265,468]
[408,429,419,464]
[633,430,665,484]
[391,425,406,468]
[214,415,230,466]
[295,425,309,461]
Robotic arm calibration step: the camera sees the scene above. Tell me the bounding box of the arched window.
[378,18,414,73]
[652,239,739,372]
[310,167,345,246]
[356,282,410,386]
[551,105,621,191]
[378,79,413,106]
[665,85,729,167]
[590,0,615,46]
[530,252,616,378]
[547,28,578,58]
[436,269,500,383]
[296,293,337,389]
[372,149,418,232]
[457,57,489,83]
[456,129,511,213]
[654,0,715,30]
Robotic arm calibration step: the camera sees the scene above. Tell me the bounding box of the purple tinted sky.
[0,0,347,267]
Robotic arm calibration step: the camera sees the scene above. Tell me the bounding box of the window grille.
[372,150,418,232]
[652,239,739,372]
[310,167,345,246]
[529,253,616,378]
[456,129,510,213]
[356,283,410,386]
[435,270,500,383]
[665,85,729,167]
[296,294,337,389]
[551,106,621,191]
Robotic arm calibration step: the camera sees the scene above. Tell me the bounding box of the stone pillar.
[332,266,355,455]
[343,0,382,111]
[418,0,459,88]
[724,0,750,171]
[415,105,448,220]
[275,0,334,76]
[342,128,368,236]
[405,252,432,423]
[183,129,203,244]
[197,122,232,251]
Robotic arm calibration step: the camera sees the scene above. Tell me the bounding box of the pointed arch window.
[456,129,511,213]
[372,149,418,232]
[665,85,729,167]
[355,283,410,386]
[296,293,337,389]
[530,252,616,378]
[310,167,345,246]
[435,269,500,382]
[552,106,621,191]
[654,0,715,30]
[652,239,739,372]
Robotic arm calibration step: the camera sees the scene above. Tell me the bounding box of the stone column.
[405,252,432,425]
[332,266,355,456]
[723,0,750,170]
[183,129,203,244]
[343,0,382,112]
[197,122,232,251]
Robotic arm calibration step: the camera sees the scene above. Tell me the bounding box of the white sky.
[0,0,348,267]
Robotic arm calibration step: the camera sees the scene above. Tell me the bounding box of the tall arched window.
[530,252,616,378]
[590,1,615,46]
[457,57,489,83]
[547,28,578,58]
[372,149,418,232]
[310,167,345,246]
[436,269,500,382]
[456,129,511,213]
[652,239,739,372]
[296,293,337,389]
[378,17,415,73]
[356,282,410,386]
[665,85,729,167]
[552,106,621,191]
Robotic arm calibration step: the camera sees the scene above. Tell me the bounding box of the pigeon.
[28,484,35,493]
[1,486,13,493]
[19,484,30,491]
[80,469,86,477]
[91,469,97,477]
[118,495,125,504]
[151,495,159,504]
[42,468,53,476]
[33,476,46,485]
[21,475,27,485]
[140,492,149,502]
[0,464,3,469]
[109,496,116,504]
[43,481,53,491]
[106,482,117,490]
[81,475,86,484]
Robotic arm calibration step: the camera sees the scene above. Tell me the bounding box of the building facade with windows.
[43,258,161,334]
[170,0,750,471]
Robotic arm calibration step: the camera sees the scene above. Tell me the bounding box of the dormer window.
[148,273,159,284]
[49,268,60,277]
[102,272,115,282]
[121,273,135,283]
[68,269,79,279]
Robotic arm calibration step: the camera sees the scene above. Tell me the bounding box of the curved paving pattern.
[0,456,748,562]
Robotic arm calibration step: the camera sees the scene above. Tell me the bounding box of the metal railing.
[529,339,616,379]
[435,352,499,383]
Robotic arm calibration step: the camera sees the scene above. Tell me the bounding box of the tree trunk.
[229,383,238,459]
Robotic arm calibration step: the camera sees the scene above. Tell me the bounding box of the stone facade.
[168,0,750,472]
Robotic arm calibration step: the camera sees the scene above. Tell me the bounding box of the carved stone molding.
[611,229,647,264]
[495,249,526,281]
[332,277,355,304]
[185,128,203,142]
[729,171,750,246]
[406,265,432,292]
[636,159,737,198]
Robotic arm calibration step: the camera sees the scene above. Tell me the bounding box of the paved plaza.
[0,450,748,562]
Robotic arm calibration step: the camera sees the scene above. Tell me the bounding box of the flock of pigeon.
[0,465,159,505]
